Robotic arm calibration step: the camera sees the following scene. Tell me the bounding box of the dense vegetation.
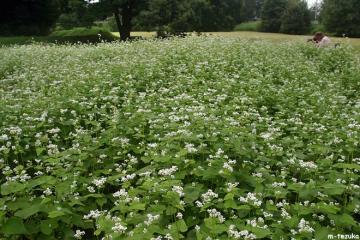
[320,0,360,37]
[0,0,61,36]
[1,37,360,239]
[1,0,360,38]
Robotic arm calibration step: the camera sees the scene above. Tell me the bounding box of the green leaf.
[1,217,28,235]
[40,220,57,235]
[184,184,204,204]
[128,202,146,211]
[333,163,360,170]
[329,214,357,227]
[315,227,331,240]
[224,193,234,200]
[36,147,45,156]
[48,210,66,218]
[250,227,271,238]
[316,203,340,214]
[204,218,227,234]
[224,199,237,209]
[322,183,346,195]
[175,219,188,232]
[96,198,107,208]
[28,176,57,189]
[1,182,26,195]
[15,204,41,219]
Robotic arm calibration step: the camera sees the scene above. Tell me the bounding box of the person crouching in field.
[308,32,331,47]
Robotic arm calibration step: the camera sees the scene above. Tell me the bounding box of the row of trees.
[261,0,360,37]
[0,0,359,39]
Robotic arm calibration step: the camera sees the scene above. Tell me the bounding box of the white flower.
[158,166,178,176]
[201,189,218,203]
[112,222,127,234]
[74,230,85,239]
[92,177,107,188]
[87,186,95,193]
[298,218,314,233]
[185,143,198,153]
[113,189,128,198]
[0,134,9,141]
[144,214,160,226]
[43,188,52,196]
[207,209,225,223]
[172,185,184,197]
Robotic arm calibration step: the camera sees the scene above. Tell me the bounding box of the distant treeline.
[0,0,359,40]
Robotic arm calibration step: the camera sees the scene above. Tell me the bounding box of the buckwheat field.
[1,37,360,239]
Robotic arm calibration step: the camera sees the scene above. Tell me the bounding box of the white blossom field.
[0,37,360,239]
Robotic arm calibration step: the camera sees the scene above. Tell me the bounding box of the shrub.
[234,21,261,31]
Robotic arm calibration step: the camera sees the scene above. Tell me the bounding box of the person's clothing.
[317,36,331,47]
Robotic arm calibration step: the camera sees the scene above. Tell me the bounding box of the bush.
[234,21,261,31]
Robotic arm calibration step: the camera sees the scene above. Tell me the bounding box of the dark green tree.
[241,0,257,21]
[81,0,146,41]
[321,0,360,37]
[255,0,265,18]
[136,0,244,34]
[280,0,311,34]
[57,0,95,29]
[0,0,62,36]
[260,0,288,32]
[136,0,194,36]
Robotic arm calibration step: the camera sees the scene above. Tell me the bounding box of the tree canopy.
[321,0,360,37]
[280,0,311,35]
[260,0,288,32]
[0,0,62,36]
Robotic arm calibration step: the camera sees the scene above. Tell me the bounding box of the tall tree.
[57,0,95,29]
[136,0,193,35]
[0,0,62,36]
[241,0,257,21]
[87,0,146,40]
[255,0,265,18]
[321,0,360,37]
[260,0,288,32]
[280,0,311,34]
[309,0,322,21]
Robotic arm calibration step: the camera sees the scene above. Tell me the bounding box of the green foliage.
[234,21,261,31]
[321,0,360,37]
[0,28,117,46]
[0,37,360,239]
[280,0,311,34]
[57,0,96,30]
[136,0,244,35]
[310,21,326,34]
[136,0,194,36]
[0,0,61,36]
[260,0,288,32]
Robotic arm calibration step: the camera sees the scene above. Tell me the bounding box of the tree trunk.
[113,8,122,39]
[113,0,135,41]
